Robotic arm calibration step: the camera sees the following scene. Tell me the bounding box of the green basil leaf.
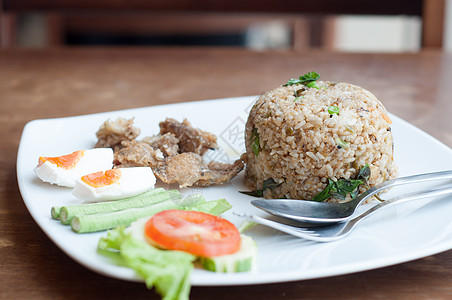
[240,178,282,198]
[357,164,371,183]
[299,71,320,83]
[284,78,303,86]
[250,127,260,156]
[305,81,319,89]
[284,71,321,86]
[312,179,334,202]
[262,178,281,190]
[239,190,263,197]
[312,173,366,202]
[350,188,360,199]
[332,179,363,200]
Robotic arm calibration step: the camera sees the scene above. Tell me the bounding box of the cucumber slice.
[199,235,257,273]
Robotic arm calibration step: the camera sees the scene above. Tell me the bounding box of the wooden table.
[1,48,452,299]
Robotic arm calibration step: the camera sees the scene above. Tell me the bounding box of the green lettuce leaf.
[97,198,233,300]
[98,227,195,300]
[120,234,195,300]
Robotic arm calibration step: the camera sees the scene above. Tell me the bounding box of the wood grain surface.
[1,47,452,299]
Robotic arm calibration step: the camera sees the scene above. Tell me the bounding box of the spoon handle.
[352,170,452,209]
[348,184,452,229]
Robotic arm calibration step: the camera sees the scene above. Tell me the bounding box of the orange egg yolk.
[81,169,121,188]
[39,150,85,169]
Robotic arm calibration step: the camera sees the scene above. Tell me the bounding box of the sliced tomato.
[145,210,241,257]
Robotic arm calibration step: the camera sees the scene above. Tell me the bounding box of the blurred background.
[0,0,449,52]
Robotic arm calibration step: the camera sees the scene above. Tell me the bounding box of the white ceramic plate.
[17,96,452,286]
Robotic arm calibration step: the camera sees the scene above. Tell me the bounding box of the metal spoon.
[240,184,452,242]
[251,170,452,225]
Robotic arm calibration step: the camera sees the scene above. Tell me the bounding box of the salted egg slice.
[34,148,114,188]
[72,167,156,202]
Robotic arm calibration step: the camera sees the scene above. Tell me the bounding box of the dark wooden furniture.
[0,0,446,48]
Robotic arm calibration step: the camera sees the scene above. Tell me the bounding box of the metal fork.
[235,185,452,242]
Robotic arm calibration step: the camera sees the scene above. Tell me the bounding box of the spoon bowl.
[243,184,452,241]
[251,199,356,225]
[250,170,452,225]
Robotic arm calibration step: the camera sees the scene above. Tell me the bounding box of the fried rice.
[243,79,396,202]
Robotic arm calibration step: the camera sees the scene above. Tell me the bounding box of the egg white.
[34,148,114,188]
[72,167,156,202]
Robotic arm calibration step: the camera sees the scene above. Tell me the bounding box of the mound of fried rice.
[243,79,396,202]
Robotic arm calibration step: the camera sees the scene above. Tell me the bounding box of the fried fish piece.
[95,117,140,150]
[159,118,217,155]
[141,133,179,157]
[97,117,243,188]
[194,156,245,186]
[113,140,162,168]
[153,152,244,188]
[115,133,181,168]
[153,152,203,188]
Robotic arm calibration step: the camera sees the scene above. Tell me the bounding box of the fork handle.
[351,170,452,209]
[347,184,452,228]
